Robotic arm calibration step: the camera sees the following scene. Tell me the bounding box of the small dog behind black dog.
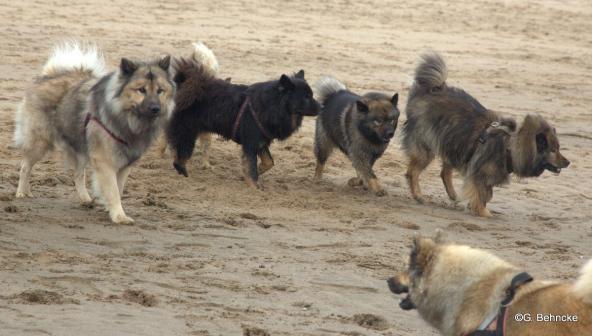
[314,76,400,196]
[166,42,320,189]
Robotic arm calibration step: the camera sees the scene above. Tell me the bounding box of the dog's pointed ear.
[501,117,517,132]
[279,74,295,92]
[356,100,369,114]
[158,55,171,71]
[391,93,399,106]
[410,234,436,276]
[295,70,305,79]
[433,229,446,244]
[120,58,138,76]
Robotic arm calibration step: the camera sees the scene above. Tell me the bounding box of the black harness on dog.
[465,272,533,336]
[231,96,272,141]
[477,121,511,144]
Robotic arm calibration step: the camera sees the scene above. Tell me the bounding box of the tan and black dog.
[387,234,592,336]
[402,52,570,217]
[314,76,399,196]
[14,41,175,224]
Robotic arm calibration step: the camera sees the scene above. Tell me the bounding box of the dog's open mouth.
[544,163,561,174]
[387,277,416,310]
[399,294,416,310]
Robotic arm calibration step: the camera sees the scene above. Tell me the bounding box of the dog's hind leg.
[258,146,274,175]
[157,135,169,158]
[197,133,211,169]
[313,124,334,181]
[241,146,260,189]
[440,163,458,201]
[406,152,434,203]
[16,139,51,198]
[66,150,93,206]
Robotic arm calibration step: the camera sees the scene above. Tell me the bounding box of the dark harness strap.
[231,96,272,141]
[465,272,533,336]
[84,113,129,146]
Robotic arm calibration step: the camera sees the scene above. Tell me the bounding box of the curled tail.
[191,41,219,76]
[412,51,448,93]
[315,76,347,104]
[573,259,592,303]
[41,40,106,77]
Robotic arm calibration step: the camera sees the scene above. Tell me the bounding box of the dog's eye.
[157,88,164,95]
[138,87,146,94]
[374,120,382,126]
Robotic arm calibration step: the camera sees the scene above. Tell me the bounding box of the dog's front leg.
[257,146,274,175]
[117,166,132,197]
[352,156,386,196]
[440,163,458,201]
[241,146,260,189]
[464,179,492,218]
[91,156,134,224]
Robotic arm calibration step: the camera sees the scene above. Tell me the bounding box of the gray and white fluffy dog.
[14,41,175,224]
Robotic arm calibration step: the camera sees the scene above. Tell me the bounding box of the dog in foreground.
[403,52,570,217]
[14,41,175,224]
[166,43,320,188]
[314,76,399,196]
[387,234,592,336]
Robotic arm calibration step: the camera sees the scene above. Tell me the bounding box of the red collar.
[464,307,509,336]
[84,113,129,146]
[231,96,272,141]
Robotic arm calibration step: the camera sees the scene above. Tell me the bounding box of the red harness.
[231,96,272,141]
[84,113,128,146]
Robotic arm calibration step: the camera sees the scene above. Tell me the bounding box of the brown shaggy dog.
[387,234,592,336]
[402,52,570,217]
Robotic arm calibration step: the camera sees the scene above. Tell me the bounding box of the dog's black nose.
[149,105,161,114]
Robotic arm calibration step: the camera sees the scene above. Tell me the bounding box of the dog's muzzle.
[399,294,416,310]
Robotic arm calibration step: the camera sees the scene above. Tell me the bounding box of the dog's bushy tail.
[573,259,592,303]
[191,41,219,76]
[41,40,106,77]
[412,51,448,93]
[315,76,347,104]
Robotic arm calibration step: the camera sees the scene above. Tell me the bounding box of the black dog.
[166,51,320,188]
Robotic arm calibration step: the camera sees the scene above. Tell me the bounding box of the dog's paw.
[199,160,211,170]
[81,199,95,209]
[15,191,33,198]
[111,213,135,225]
[173,162,188,177]
[478,208,493,218]
[375,189,387,197]
[413,195,425,204]
[347,177,363,187]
